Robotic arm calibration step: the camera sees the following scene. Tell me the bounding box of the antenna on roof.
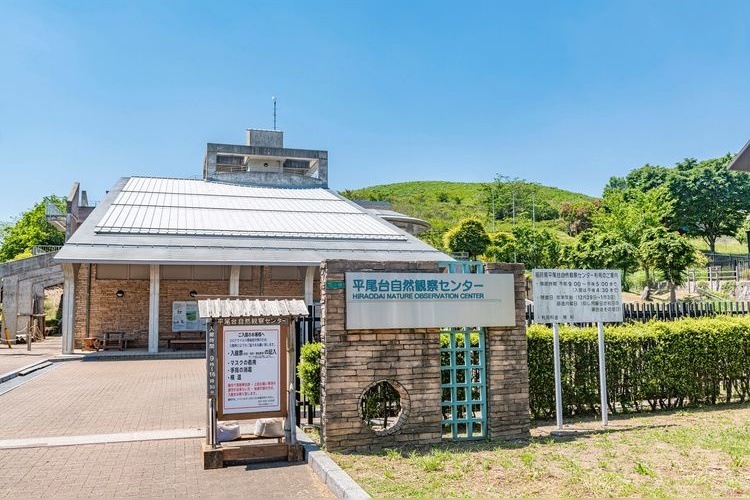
[272,95,277,131]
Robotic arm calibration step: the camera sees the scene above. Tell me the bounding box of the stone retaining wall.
[320,260,530,452]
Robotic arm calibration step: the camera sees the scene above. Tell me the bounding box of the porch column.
[148,264,160,353]
[229,265,240,296]
[61,263,79,354]
[2,276,19,351]
[304,266,317,306]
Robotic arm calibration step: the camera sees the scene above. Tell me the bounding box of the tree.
[591,186,672,287]
[443,218,490,260]
[511,223,563,270]
[559,200,600,236]
[566,230,639,282]
[484,176,558,223]
[482,224,564,268]
[623,164,672,193]
[640,227,697,302]
[483,232,516,263]
[0,196,65,262]
[667,155,750,254]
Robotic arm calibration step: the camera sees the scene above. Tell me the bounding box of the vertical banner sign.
[206,321,217,398]
[222,324,282,415]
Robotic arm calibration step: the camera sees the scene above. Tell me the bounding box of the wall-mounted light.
[189,290,198,298]
[115,290,125,298]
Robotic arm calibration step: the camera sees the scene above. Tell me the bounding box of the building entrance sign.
[345,272,515,329]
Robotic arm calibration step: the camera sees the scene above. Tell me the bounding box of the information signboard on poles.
[532,269,623,323]
[217,324,287,420]
[532,268,623,429]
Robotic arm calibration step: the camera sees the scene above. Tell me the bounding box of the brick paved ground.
[0,439,331,498]
[0,358,334,498]
[0,358,206,438]
[0,335,63,377]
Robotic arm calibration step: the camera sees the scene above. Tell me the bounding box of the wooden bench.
[169,338,206,350]
[100,332,128,351]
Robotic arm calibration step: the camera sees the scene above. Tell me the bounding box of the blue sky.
[2,1,750,223]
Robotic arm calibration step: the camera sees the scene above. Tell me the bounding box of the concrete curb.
[296,428,370,499]
[53,351,205,361]
[0,359,55,384]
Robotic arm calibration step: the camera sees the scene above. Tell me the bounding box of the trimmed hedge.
[298,342,322,405]
[528,316,750,418]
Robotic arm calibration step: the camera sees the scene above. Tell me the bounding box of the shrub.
[527,317,750,418]
[721,280,737,296]
[298,342,322,405]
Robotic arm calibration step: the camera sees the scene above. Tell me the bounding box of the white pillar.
[61,263,78,354]
[148,264,160,353]
[304,266,317,306]
[229,265,240,296]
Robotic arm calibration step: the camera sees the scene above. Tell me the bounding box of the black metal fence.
[526,300,750,326]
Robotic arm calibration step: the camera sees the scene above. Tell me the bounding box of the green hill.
[340,181,595,247]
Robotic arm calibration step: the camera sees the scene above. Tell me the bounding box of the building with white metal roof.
[55,129,449,354]
[55,176,443,265]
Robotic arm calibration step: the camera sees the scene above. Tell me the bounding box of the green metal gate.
[439,261,487,440]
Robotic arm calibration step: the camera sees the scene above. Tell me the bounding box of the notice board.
[532,269,623,323]
[216,323,287,420]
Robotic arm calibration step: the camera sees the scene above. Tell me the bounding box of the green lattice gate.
[441,327,487,439]
[439,261,487,440]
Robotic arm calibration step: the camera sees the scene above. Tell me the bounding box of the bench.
[168,331,206,351]
[100,332,128,351]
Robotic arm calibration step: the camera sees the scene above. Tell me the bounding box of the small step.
[18,361,52,376]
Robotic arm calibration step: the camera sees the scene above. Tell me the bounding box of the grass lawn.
[329,403,750,497]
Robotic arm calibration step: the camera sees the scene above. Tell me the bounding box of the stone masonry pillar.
[485,262,530,440]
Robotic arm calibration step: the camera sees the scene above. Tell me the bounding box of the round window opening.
[359,380,408,435]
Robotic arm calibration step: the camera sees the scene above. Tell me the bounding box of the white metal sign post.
[532,269,623,429]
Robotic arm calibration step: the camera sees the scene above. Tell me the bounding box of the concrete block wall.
[319,259,531,453]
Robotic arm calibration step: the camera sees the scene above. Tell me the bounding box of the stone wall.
[320,260,443,452]
[319,259,530,453]
[485,263,530,441]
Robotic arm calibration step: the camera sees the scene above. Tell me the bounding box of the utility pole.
[272,96,277,131]
[512,191,517,263]
[491,186,496,232]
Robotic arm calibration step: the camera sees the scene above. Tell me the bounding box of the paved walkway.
[0,357,335,498]
[0,334,64,378]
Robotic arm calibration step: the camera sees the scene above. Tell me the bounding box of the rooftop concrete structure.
[204,129,328,188]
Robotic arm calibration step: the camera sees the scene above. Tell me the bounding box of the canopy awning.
[198,298,309,319]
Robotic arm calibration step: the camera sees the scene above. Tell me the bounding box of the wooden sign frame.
[216,322,288,420]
